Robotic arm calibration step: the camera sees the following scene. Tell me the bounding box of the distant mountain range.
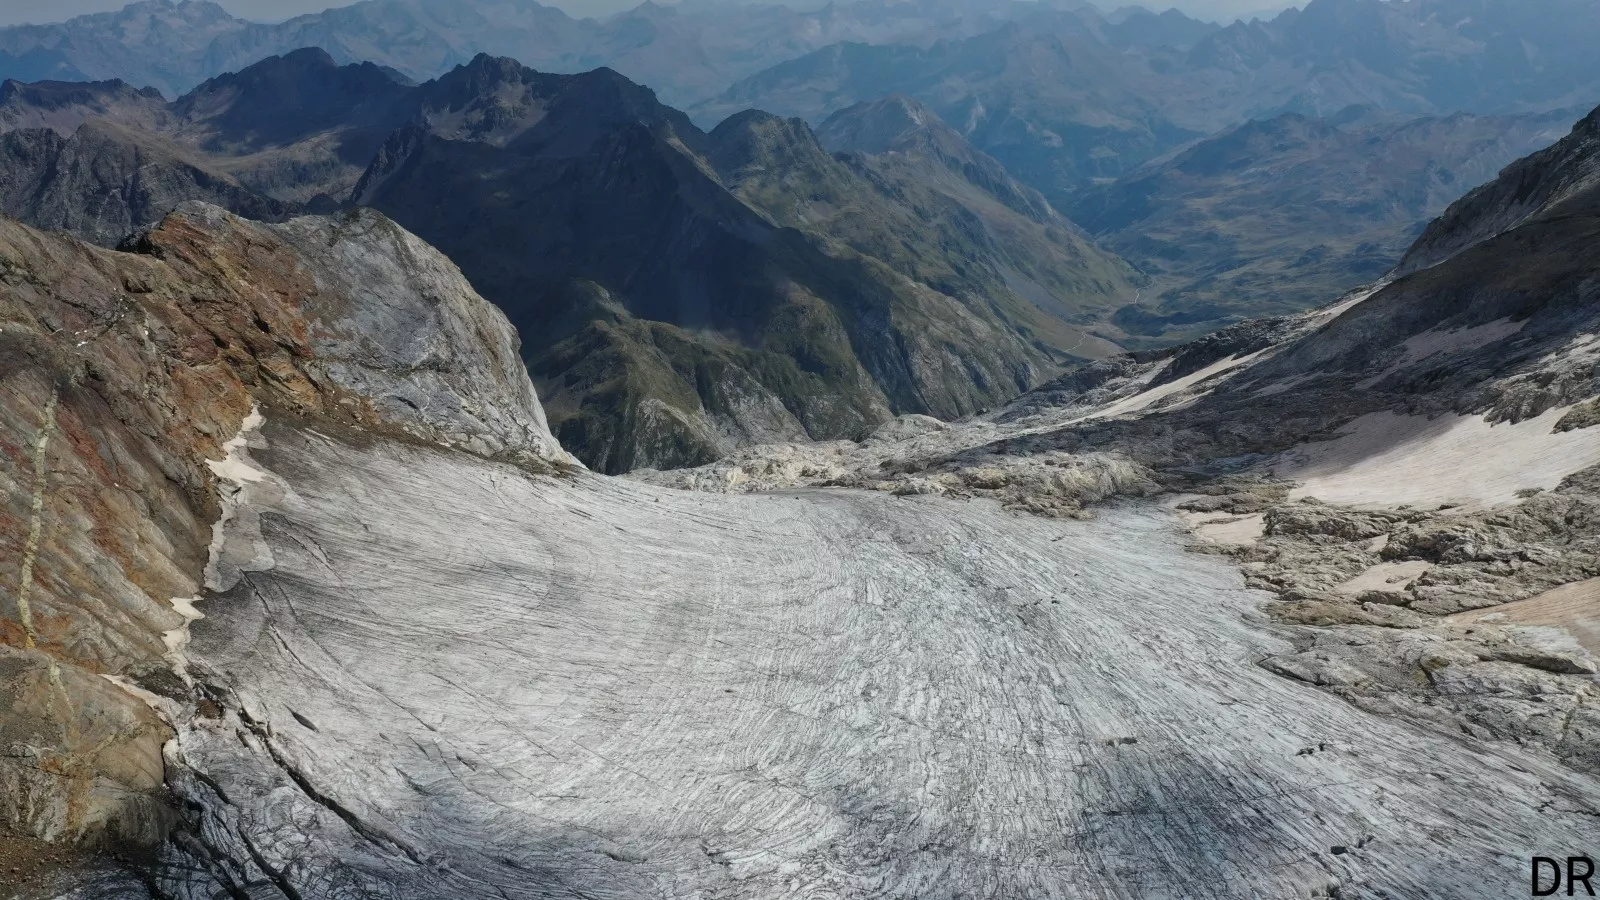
[2,0,1598,465]
[5,0,1596,210]
[705,0,1600,203]
[1069,105,1578,344]
[0,49,1139,472]
[347,56,1140,473]
[0,0,1090,107]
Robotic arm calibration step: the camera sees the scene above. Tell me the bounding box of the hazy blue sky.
[0,1,339,25]
[0,0,1293,28]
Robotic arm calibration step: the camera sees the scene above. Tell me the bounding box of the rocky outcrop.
[0,121,296,248]
[1400,106,1600,274]
[0,203,567,847]
[144,203,570,464]
[1238,465,1600,773]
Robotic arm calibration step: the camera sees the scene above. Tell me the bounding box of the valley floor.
[89,422,1600,899]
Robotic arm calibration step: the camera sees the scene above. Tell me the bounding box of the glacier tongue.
[135,420,1600,899]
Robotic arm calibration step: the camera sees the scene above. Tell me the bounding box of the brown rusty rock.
[0,203,568,845]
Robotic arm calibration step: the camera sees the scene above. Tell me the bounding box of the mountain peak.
[271,46,337,69]
[814,94,943,156]
[457,52,532,82]
[115,0,236,25]
[411,59,695,156]
[180,47,348,97]
[0,75,171,135]
[174,47,414,153]
[815,94,1063,224]
[708,108,832,178]
[0,77,160,108]
[429,54,565,107]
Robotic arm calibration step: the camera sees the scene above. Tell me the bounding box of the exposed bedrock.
[0,204,566,848]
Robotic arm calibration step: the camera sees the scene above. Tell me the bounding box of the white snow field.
[167,424,1600,899]
[1278,405,1600,510]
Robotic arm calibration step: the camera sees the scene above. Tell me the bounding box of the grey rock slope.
[161,202,571,463]
[0,202,567,858]
[1400,104,1600,274]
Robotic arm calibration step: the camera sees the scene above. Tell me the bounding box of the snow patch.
[1452,578,1600,656]
[165,406,283,682]
[1279,404,1600,510]
[161,596,206,686]
[1338,561,1433,595]
[1190,513,1267,546]
[1083,350,1266,422]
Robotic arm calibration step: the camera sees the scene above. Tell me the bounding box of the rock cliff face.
[1399,105,1600,274]
[0,122,296,248]
[0,202,566,848]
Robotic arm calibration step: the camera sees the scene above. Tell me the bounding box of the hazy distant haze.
[0,0,342,25]
[1,0,1296,28]
[1143,0,1295,21]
